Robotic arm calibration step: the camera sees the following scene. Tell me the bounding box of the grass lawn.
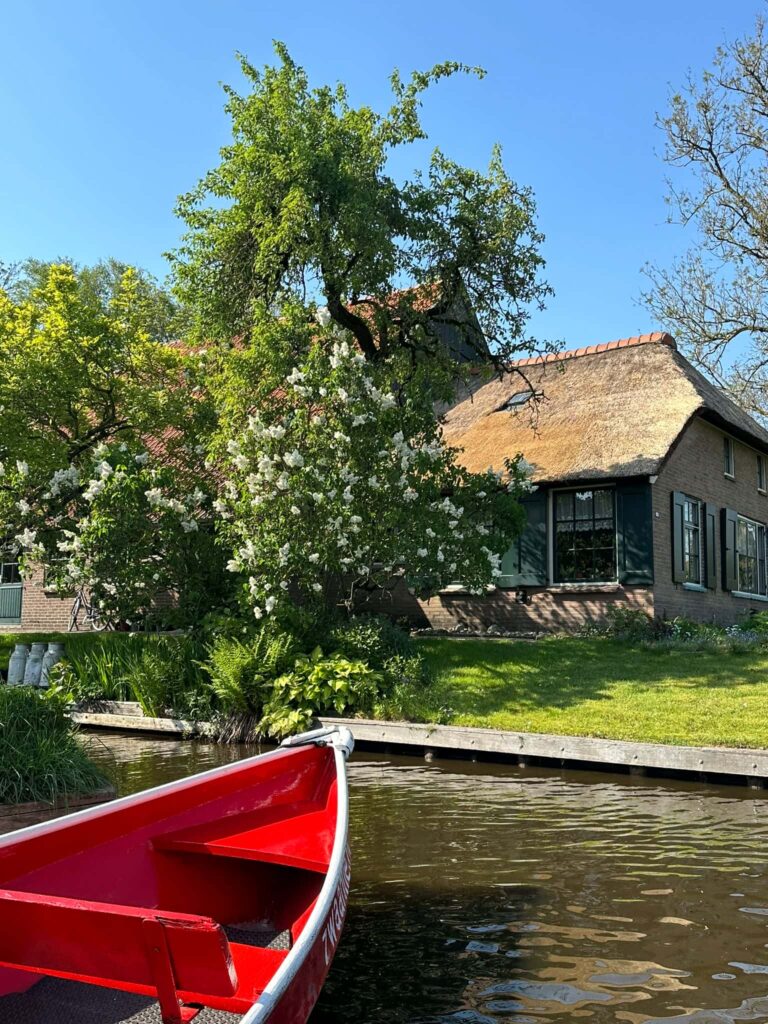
[414,636,768,749]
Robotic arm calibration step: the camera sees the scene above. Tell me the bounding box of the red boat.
[0,725,354,1024]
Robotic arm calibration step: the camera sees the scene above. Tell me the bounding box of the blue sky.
[0,0,761,348]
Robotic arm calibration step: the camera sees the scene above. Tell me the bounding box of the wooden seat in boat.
[152,799,333,874]
[0,887,288,1022]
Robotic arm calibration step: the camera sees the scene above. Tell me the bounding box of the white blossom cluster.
[217,335,526,619]
[11,442,212,623]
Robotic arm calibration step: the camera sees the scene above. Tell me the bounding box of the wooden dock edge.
[71,705,768,789]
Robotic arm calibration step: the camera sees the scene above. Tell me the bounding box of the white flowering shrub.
[217,336,531,620]
[11,443,217,627]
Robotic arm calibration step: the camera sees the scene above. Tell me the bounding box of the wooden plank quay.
[70,705,768,788]
[71,709,213,737]
[320,717,768,788]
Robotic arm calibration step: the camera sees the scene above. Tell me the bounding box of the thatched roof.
[442,333,768,483]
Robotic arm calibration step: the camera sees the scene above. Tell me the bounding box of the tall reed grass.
[0,687,107,804]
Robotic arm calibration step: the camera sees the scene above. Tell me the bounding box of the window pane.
[0,563,20,586]
[740,556,756,594]
[593,489,613,519]
[573,527,592,551]
[593,549,614,580]
[555,493,573,521]
[748,522,758,558]
[574,491,593,520]
[738,519,748,552]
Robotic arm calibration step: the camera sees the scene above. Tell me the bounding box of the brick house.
[7,329,768,635]
[370,332,768,632]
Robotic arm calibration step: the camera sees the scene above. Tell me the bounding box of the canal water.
[81,730,768,1024]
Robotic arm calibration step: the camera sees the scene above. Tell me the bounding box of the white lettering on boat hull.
[321,846,351,965]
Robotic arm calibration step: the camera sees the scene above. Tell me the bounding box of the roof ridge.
[509,332,676,369]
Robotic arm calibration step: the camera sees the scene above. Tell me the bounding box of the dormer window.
[498,391,533,411]
[724,436,735,478]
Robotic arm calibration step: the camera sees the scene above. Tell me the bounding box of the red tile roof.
[509,332,675,368]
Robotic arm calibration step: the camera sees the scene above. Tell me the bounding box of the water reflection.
[80,731,768,1024]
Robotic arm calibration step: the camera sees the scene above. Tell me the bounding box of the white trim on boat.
[239,726,353,1023]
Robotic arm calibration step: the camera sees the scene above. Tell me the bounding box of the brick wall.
[652,415,768,624]
[0,565,75,633]
[357,578,653,632]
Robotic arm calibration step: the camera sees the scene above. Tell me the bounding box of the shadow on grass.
[415,636,768,717]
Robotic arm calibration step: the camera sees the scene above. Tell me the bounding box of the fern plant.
[204,628,299,715]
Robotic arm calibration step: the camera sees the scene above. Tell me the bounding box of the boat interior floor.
[0,977,242,1024]
[223,920,292,951]
[0,920,292,1022]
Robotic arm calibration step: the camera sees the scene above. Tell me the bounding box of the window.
[0,561,20,586]
[682,497,703,585]
[759,455,766,493]
[724,436,735,477]
[737,515,767,596]
[554,488,616,583]
[498,390,533,410]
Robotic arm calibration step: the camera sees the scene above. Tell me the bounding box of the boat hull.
[258,846,351,1024]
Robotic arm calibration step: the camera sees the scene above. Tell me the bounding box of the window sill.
[732,591,768,602]
[682,582,707,593]
[547,582,620,594]
[724,473,736,481]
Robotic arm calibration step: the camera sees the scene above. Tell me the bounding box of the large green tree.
[0,261,205,484]
[170,44,551,368]
[0,261,221,626]
[645,15,768,418]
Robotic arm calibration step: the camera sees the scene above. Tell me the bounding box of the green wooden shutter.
[671,491,686,583]
[497,490,548,587]
[721,507,738,591]
[705,503,717,589]
[616,483,653,584]
[0,585,22,624]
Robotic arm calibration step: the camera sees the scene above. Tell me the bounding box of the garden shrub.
[605,607,662,643]
[328,614,414,668]
[0,686,107,804]
[124,636,208,717]
[640,617,764,654]
[745,610,768,636]
[259,648,383,739]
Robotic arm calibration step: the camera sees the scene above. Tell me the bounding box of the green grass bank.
[415,636,768,749]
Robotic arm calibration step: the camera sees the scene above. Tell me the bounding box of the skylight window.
[498,391,533,411]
